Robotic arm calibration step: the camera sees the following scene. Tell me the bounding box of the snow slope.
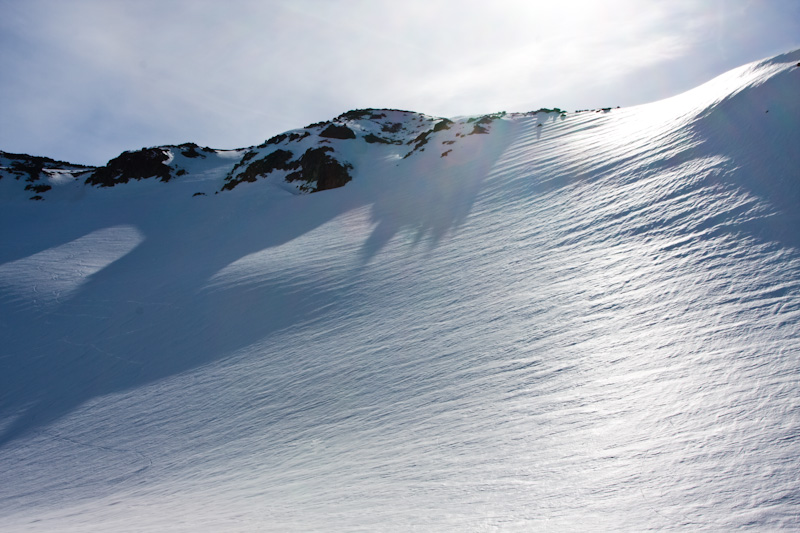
[1,50,799,531]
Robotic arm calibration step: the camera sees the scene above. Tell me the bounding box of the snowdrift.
[1,50,799,531]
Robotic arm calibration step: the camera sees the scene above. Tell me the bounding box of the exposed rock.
[5,106,524,199]
[221,149,298,191]
[364,133,402,145]
[306,119,331,129]
[403,119,454,157]
[319,124,356,140]
[336,109,373,121]
[25,183,51,193]
[262,133,289,146]
[286,147,352,191]
[86,148,171,187]
[381,122,403,134]
[0,151,90,183]
[259,132,309,147]
[179,143,205,158]
[432,119,453,132]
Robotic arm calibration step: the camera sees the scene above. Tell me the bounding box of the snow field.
[1,50,799,531]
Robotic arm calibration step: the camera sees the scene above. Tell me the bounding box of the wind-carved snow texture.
[1,50,799,531]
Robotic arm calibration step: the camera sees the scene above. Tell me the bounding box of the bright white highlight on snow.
[0,225,144,308]
[0,50,799,531]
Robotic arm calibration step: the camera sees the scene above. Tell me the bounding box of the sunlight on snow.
[0,225,144,308]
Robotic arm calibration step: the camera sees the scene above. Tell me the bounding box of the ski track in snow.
[1,50,799,531]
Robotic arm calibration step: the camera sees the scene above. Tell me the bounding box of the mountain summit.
[2,107,566,200]
[1,50,799,531]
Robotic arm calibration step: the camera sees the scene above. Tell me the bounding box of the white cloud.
[0,0,798,164]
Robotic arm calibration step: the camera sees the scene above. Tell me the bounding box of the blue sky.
[1,0,798,165]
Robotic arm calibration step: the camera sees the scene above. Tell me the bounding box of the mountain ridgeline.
[0,108,571,201]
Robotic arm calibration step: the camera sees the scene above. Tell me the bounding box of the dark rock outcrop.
[221,149,299,191]
[223,145,353,193]
[285,147,353,191]
[319,124,356,140]
[86,148,171,187]
[178,143,205,158]
[0,151,90,183]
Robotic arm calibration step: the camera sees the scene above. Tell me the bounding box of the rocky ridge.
[0,107,573,201]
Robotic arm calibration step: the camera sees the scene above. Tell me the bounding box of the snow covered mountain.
[1,50,799,531]
[1,107,566,200]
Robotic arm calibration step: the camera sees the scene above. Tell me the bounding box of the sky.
[1,0,798,166]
